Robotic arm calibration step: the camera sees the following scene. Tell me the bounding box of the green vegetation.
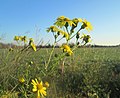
[0,16,120,98]
[0,47,120,98]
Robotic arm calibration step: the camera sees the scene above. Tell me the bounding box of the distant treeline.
[0,42,120,49]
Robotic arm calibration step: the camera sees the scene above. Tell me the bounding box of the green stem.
[56,37,63,43]
[65,27,69,34]
[70,27,82,40]
[45,42,56,70]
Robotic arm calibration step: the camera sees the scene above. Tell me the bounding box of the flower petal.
[43,87,46,90]
[35,78,39,84]
[32,88,37,92]
[31,79,37,85]
[37,90,40,97]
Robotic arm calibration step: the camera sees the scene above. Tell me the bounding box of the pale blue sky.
[0,0,120,45]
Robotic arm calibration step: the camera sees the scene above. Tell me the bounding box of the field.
[0,47,120,98]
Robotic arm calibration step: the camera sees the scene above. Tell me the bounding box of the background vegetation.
[0,16,120,98]
[0,47,120,98]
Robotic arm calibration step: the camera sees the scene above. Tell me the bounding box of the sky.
[0,0,120,45]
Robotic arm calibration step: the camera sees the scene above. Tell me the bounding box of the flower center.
[37,84,43,90]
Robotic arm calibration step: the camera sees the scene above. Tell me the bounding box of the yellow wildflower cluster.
[31,78,49,98]
[47,26,69,40]
[54,16,93,32]
[61,44,73,56]
[47,16,93,56]
[14,36,27,43]
[14,36,37,51]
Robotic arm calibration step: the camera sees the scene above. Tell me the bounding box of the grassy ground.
[0,47,120,98]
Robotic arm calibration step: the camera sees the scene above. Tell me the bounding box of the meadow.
[0,47,120,98]
[0,16,120,98]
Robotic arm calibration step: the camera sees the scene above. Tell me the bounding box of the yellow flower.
[19,77,25,83]
[63,32,69,40]
[31,79,47,98]
[14,36,20,41]
[47,26,69,40]
[59,30,69,40]
[71,18,82,33]
[44,82,49,88]
[67,50,73,56]
[81,19,93,32]
[58,16,65,20]
[78,18,82,22]
[61,44,70,52]
[21,36,27,43]
[64,18,75,27]
[29,38,36,51]
[61,44,73,56]
[29,38,34,42]
[31,42,37,51]
[54,16,75,28]
[72,18,82,24]
[47,26,59,33]
[81,33,91,43]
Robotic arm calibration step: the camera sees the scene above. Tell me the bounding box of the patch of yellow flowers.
[14,36,36,51]
[47,16,93,56]
[14,36,27,42]
[47,25,69,40]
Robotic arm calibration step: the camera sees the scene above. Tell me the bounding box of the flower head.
[81,19,93,32]
[29,38,34,42]
[61,44,73,56]
[54,16,75,28]
[21,36,27,43]
[47,26,59,33]
[70,18,82,33]
[14,36,20,41]
[29,38,36,51]
[44,82,49,88]
[19,77,25,83]
[47,26,69,40]
[31,42,37,51]
[31,78,47,98]
[81,33,91,44]
[63,32,69,40]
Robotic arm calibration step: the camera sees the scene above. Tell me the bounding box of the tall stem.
[45,42,56,70]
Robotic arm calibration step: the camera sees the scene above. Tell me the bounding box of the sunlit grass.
[0,47,120,97]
